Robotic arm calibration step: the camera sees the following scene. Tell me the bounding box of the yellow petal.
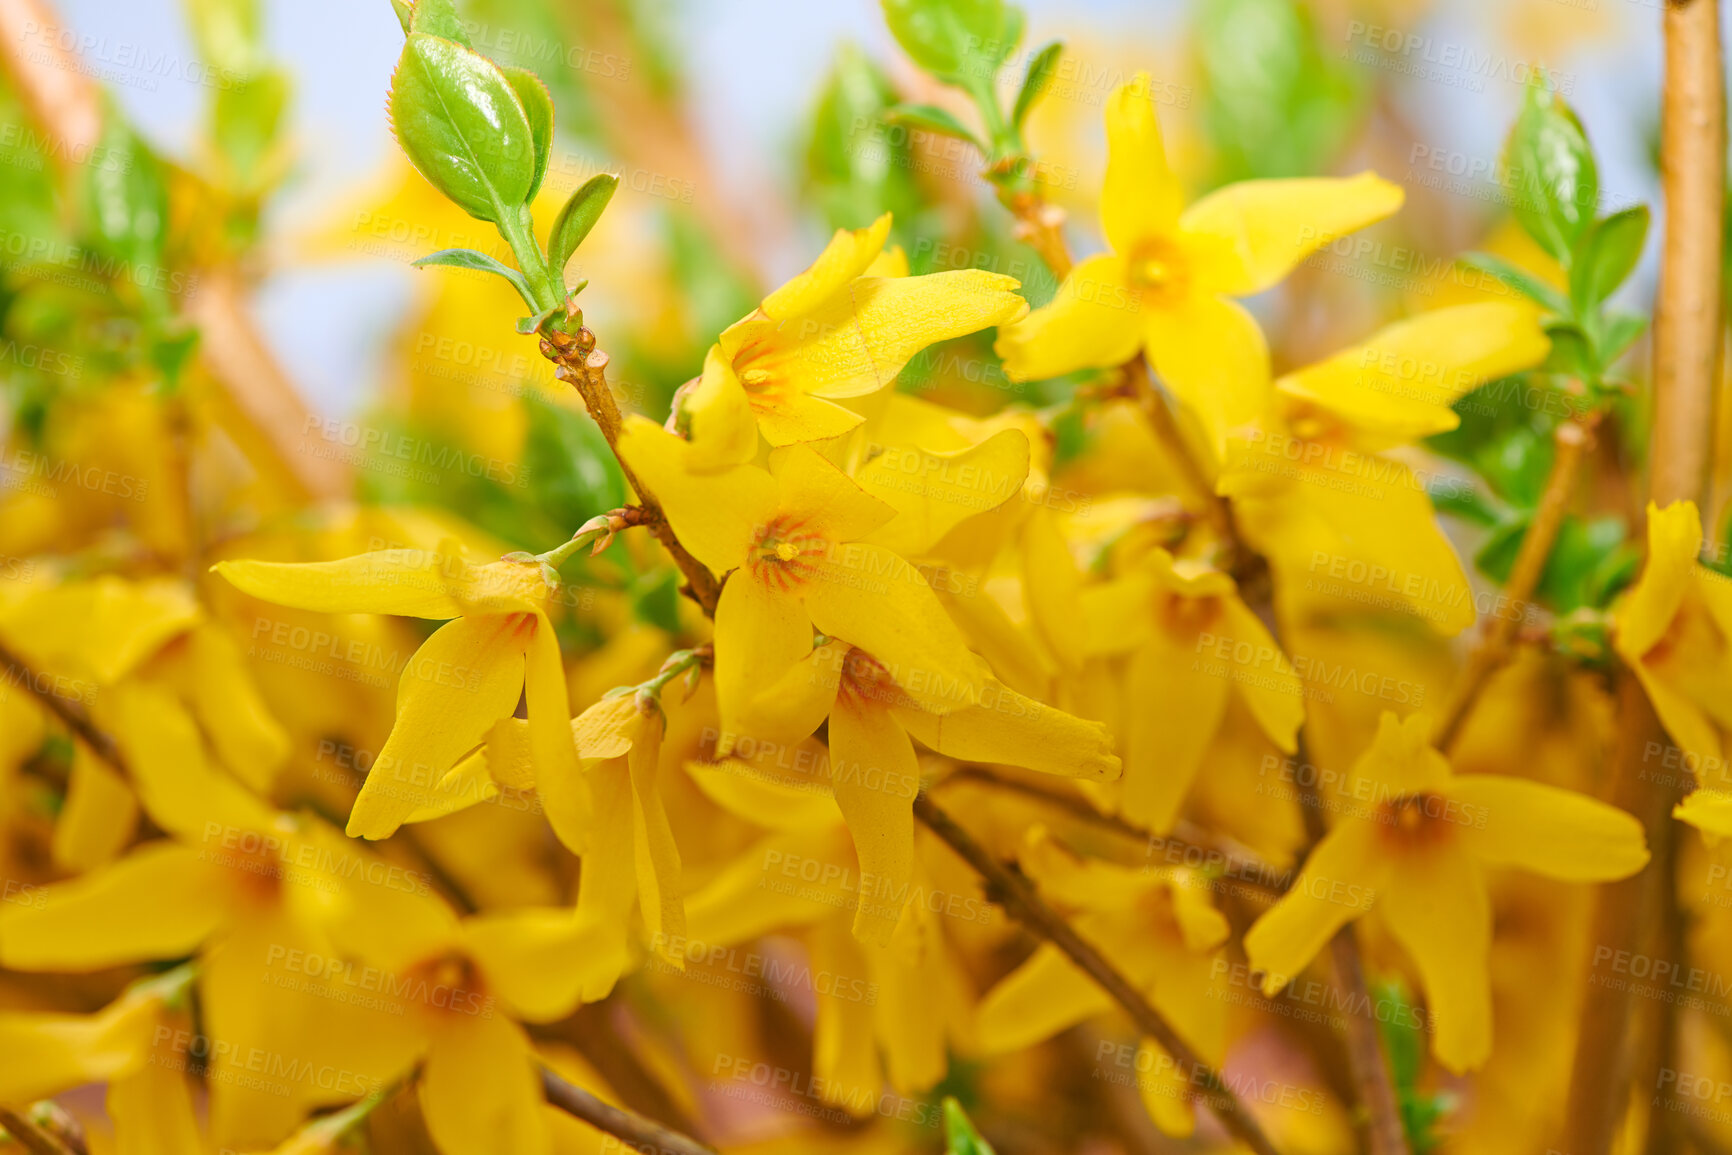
[758,213,891,320]
[51,746,137,872]
[805,542,984,715]
[107,1043,205,1155]
[0,576,198,684]
[0,986,161,1101]
[1217,594,1304,752]
[857,428,1031,557]
[683,755,843,829]
[764,270,1027,402]
[615,415,776,573]
[734,639,844,750]
[682,343,761,470]
[1022,505,1087,672]
[1101,73,1183,250]
[421,1015,550,1155]
[348,615,528,840]
[1453,774,1649,880]
[1379,848,1492,1073]
[404,744,503,824]
[1352,711,1452,797]
[0,843,227,972]
[1675,789,1732,840]
[574,761,636,999]
[461,909,600,1022]
[524,614,587,853]
[172,623,291,793]
[1142,292,1269,457]
[994,253,1143,381]
[1080,571,1157,657]
[714,569,816,740]
[1179,171,1405,296]
[829,698,920,945]
[1121,630,1231,832]
[976,942,1114,1054]
[626,716,685,950]
[1135,1038,1198,1138]
[684,827,854,944]
[1277,303,1550,447]
[752,388,867,448]
[1616,500,1702,660]
[894,678,1119,781]
[770,444,897,544]
[1244,821,1386,993]
[108,682,276,839]
[808,916,883,1115]
[213,550,469,619]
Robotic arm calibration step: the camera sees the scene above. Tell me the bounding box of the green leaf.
[1457,252,1568,315]
[885,102,981,147]
[184,0,263,77]
[1542,319,1593,376]
[1505,82,1599,264]
[388,33,537,223]
[630,568,681,632]
[1569,205,1649,310]
[804,45,929,239]
[86,112,170,268]
[1012,40,1062,130]
[881,0,1022,86]
[499,65,554,201]
[214,68,289,187]
[412,247,537,309]
[522,393,626,534]
[389,0,413,34]
[1600,311,1648,362]
[943,1097,996,1155]
[1429,481,1503,528]
[407,0,471,45]
[547,172,619,282]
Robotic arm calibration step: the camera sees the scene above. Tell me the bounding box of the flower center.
[1126,238,1192,307]
[749,514,827,591]
[1377,792,1458,849]
[838,647,905,708]
[401,951,491,1020]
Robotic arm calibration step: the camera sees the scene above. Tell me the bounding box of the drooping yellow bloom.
[1244,711,1648,1072]
[1081,545,1303,831]
[995,73,1404,454]
[312,885,605,1155]
[618,419,991,741]
[0,969,204,1153]
[213,539,586,846]
[1614,501,1732,805]
[974,828,1228,1138]
[0,715,415,1148]
[678,213,1027,467]
[731,639,1118,944]
[1219,302,1551,634]
[0,574,289,869]
[681,744,974,1110]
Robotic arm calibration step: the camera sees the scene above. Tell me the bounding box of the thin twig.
[911,793,1283,1155]
[941,767,1288,894]
[0,643,130,778]
[1004,191,1073,281]
[0,1106,82,1155]
[1565,2,1723,1150]
[540,1065,716,1155]
[540,325,723,616]
[1432,415,1596,753]
[1291,740,1410,1155]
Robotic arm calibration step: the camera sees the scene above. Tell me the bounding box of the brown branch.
[1432,415,1596,753]
[540,324,722,616]
[540,1065,715,1155]
[940,767,1288,895]
[1291,742,1409,1155]
[0,1106,83,1155]
[0,643,130,778]
[1004,191,1072,282]
[911,793,1283,1155]
[1566,5,1723,1150]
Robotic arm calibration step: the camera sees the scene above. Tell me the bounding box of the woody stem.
[539,328,723,616]
[1291,738,1411,1155]
[540,1066,715,1155]
[911,793,1285,1155]
[1431,414,1597,754]
[1566,0,1724,1149]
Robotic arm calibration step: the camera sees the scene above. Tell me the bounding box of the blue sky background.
[53,0,1685,417]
